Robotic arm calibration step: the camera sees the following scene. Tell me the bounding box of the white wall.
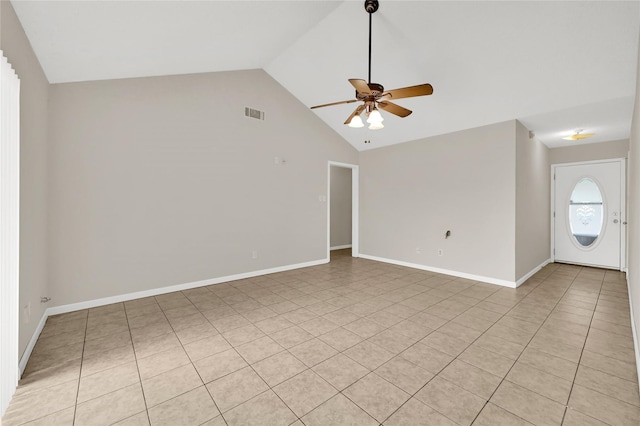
[550,139,629,164]
[360,120,517,283]
[330,166,352,248]
[627,34,640,384]
[515,120,550,279]
[1,1,50,358]
[48,69,358,306]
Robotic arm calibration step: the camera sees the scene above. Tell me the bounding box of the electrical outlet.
[438,248,444,256]
[416,247,421,254]
[252,250,258,259]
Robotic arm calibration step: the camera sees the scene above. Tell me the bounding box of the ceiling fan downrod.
[365,0,379,84]
[308,0,433,128]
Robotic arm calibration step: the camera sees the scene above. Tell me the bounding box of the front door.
[553,160,624,269]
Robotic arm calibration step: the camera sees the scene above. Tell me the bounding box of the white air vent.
[245,107,265,120]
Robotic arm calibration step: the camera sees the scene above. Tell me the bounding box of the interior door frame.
[550,158,627,271]
[327,161,359,259]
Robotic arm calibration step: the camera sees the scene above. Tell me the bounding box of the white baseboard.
[18,310,48,375]
[626,274,640,392]
[330,245,352,251]
[19,257,329,374]
[515,258,552,287]
[358,253,517,288]
[46,258,328,316]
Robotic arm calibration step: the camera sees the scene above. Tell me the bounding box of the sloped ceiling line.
[11,0,640,151]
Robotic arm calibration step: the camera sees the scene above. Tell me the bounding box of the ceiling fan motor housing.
[355,83,385,101]
[364,0,379,14]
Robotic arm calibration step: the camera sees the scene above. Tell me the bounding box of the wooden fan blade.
[378,101,412,118]
[344,104,366,125]
[382,83,433,100]
[349,79,372,95]
[310,99,358,109]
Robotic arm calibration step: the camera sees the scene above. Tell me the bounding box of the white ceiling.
[11,0,640,151]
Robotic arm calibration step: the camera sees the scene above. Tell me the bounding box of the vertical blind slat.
[0,51,21,417]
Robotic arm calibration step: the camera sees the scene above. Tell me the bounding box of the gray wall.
[628,36,640,384]
[550,139,629,164]
[330,166,352,248]
[48,69,358,305]
[360,120,517,282]
[1,1,50,357]
[515,120,550,279]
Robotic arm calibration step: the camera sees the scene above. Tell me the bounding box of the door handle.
[613,219,619,224]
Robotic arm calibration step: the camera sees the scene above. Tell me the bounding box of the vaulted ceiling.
[11,0,640,151]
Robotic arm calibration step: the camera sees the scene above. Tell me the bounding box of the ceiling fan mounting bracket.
[364,0,379,14]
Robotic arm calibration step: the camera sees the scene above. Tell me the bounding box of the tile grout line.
[0,261,478,424]
[8,264,533,425]
[471,266,603,425]
[11,313,89,426]
[558,268,605,425]
[467,266,581,425]
[559,272,640,424]
[226,289,340,425]
[204,288,300,424]
[296,273,535,424]
[438,270,560,422]
[11,259,636,426]
[189,297,239,426]
[370,270,551,425]
[276,266,533,424]
[273,270,407,426]
[72,305,152,424]
[71,311,89,426]
[318,272,542,424]
[123,301,154,426]
[29,310,139,425]
[256,285,365,423]
[209,267,417,425]
[294,274,469,423]
[160,292,227,425]
[187,282,335,424]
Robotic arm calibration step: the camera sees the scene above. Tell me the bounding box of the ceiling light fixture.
[367,107,384,127]
[347,114,364,128]
[563,129,595,141]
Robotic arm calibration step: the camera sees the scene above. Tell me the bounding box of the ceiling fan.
[310,0,433,130]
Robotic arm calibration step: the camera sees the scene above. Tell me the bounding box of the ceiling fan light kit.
[367,108,383,124]
[348,115,364,128]
[310,0,433,133]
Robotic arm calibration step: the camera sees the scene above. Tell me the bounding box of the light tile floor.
[3,250,640,425]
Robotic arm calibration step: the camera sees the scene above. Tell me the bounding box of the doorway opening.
[327,162,359,260]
